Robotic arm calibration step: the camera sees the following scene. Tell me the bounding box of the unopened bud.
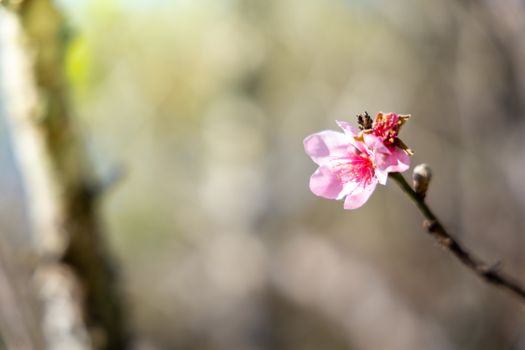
[412,163,432,199]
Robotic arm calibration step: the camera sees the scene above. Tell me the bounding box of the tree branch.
[389,172,525,302]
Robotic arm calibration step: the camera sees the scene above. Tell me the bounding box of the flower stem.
[389,172,525,303]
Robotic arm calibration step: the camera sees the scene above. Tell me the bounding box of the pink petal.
[309,166,344,199]
[336,120,360,136]
[336,180,360,200]
[336,121,370,153]
[304,131,351,166]
[363,133,390,155]
[384,147,410,173]
[375,169,388,185]
[343,180,377,210]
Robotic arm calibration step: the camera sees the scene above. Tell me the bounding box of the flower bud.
[412,163,432,199]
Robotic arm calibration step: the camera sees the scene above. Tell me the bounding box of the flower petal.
[336,180,360,200]
[304,130,351,166]
[336,120,360,136]
[309,166,343,199]
[375,168,388,185]
[384,148,410,173]
[363,133,390,155]
[336,120,371,152]
[343,180,377,210]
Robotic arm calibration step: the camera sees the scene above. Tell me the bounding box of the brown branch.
[389,172,525,302]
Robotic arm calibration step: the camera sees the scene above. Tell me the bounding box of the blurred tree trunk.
[0,1,128,349]
[0,241,44,349]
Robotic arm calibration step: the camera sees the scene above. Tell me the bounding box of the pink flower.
[370,112,411,172]
[304,117,411,209]
[339,118,410,174]
[303,124,384,209]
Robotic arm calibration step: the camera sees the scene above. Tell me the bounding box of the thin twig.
[389,172,525,302]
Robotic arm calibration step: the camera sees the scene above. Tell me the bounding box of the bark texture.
[0,1,128,348]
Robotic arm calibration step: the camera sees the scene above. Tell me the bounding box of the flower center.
[372,113,400,146]
[333,154,375,187]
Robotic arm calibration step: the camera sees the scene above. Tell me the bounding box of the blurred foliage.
[66,34,90,96]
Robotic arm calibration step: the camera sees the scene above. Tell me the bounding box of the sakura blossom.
[304,113,412,209]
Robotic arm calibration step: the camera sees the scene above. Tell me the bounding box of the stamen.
[372,113,401,147]
[333,154,375,187]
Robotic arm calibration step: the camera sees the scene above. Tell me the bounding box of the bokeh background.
[2,0,525,349]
